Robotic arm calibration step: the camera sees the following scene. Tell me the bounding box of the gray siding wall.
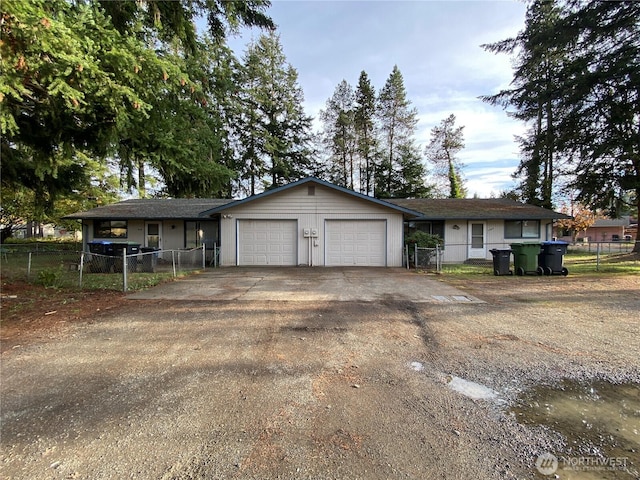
[442,219,556,263]
[218,184,405,267]
[84,220,186,250]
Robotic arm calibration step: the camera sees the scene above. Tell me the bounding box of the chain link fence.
[404,244,444,272]
[402,241,637,273]
[1,245,207,291]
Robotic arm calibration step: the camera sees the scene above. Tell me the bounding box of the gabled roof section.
[386,198,571,221]
[591,218,627,228]
[64,198,233,220]
[199,177,423,217]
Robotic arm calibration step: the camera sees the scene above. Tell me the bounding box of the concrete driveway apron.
[128,267,483,303]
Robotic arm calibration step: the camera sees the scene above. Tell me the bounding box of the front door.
[145,222,162,249]
[468,222,486,258]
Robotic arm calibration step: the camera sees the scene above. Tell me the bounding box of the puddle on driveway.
[512,380,640,479]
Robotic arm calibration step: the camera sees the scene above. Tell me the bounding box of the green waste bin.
[510,243,543,276]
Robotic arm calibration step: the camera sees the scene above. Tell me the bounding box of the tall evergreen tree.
[557,0,639,234]
[319,80,356,189]
[425,114,466,198]
[116,38,238,198]
[99,0,274,55]
[483,0,640,251]
[376,66,428,198]
[482,0,566,209]
[354,71,378,196]
[240,33,313,191]
[0,0,274,225]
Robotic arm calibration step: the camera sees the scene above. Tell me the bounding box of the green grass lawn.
[440,251,640,276]
[2,248,637,293]
[1,252,198,291]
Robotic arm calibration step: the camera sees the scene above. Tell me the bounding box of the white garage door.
[325,220,386,266]
[238,220,297,266]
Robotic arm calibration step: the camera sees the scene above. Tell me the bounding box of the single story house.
[66,177,569,266]
[386,197,570,262]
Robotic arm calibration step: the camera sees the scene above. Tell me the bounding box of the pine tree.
[240,33,313,191]
[483,0,640,251]
[319,80,356,189]
[376,66,427,198]
[425,114,466,198]
[116,38,238,199]
[557,0,640,236]
[0,0,274,222]
[482,0,566,209]
[354,71,378,196]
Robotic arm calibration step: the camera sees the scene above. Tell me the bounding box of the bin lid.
[541,240,569,245]
[88,240,112,244]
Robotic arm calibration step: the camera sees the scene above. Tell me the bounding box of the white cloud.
[465,166,519,198]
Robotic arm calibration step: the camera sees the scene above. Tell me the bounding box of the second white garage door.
[325,220,386,266]
[238,220,297,266]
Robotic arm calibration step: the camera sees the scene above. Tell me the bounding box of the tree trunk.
[542,63,554,210]
[138,160,146,198]
[633,191,640,253]
[349,149,354,191]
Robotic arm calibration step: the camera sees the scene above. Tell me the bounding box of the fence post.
[414,243,417,269]
[172,250,176,278]
[122,253,128,292]
[596,243,601,272]
[202,243,206,269]
[79,252,84,288]
[405,244,409,270]
[27,252,32,280]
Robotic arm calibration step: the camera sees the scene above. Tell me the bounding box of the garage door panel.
[238,220,297,266]
[325,220,386,266]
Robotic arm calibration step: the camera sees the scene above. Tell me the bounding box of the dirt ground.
[0,281,124,354]
[1,273,639,479]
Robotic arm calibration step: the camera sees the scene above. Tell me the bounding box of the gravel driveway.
[1,270,639,479]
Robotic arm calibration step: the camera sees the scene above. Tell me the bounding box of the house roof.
[590,218,627,228]
[64,198,232,220]
[386,198,571,221]
[65,179,571,222]
[199,177,424,217]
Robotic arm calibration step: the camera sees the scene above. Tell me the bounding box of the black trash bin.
[538,241,569,276]
[87,240,114,255]
[489,249,513,276]
[87,240,116,272]
[140,247,159,273]
[111,242,140,272]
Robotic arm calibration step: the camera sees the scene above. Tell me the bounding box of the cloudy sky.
[228,0,529,197]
